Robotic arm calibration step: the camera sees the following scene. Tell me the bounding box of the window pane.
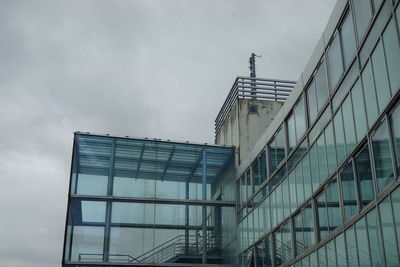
[316,59,329,110]
[309,143,320,192]
[295,163,305,206]
[307,80,318,124]
[303,204,315,249]
[391,186,400,257]
[252,159,261,193]
[378,197,399,265]
[326,238,337,266]
[295,212,304,255]
[328,33,344,89]
[276,184,283,223]
[295,96,306,141]
[382,18,400,95]
[289,171,298,213]
[317,133,328,183]
[340,162,358,221]
[317,192,329,240]
[353,0,372,42]
[351,79,368,142]
[259,151,267,184]
[334,108,346,163]
[335,233,347,267]
[342,94,357,153]
[325,122,337,175]
[390,104,400,172]
[366,208,385,266]
[362,61,379,127]
[274,229,283,265]
[345,226,358,267]
[355,217,371,266]
[371,40,391,112]
[318,245,327,266]
[288,113,296,151]
[77,174,108,196]
[302,154,312,200]
[282,178,290,219]
[355,145,375,207]
[371,120,395,192]
[281,221,292,264]
[341,11,356,68]
[326,179,341,232]
[276,127,286,167]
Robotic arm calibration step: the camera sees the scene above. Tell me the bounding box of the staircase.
[78,234,222,264]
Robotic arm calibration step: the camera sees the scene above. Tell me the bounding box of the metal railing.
[215,76,296,135]
[77,233,218,264]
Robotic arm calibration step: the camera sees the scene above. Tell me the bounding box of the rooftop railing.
[215,76,296,135]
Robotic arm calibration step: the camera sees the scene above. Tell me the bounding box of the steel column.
[202,150,207,264]
[103,139,116,262]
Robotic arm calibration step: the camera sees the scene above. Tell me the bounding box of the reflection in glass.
[317,133,328,183]
[342,94,357,153]
[366,208,385,266]
[371,40,391,112]
[355,145,375,207]
[362,61,379,127]
[335,233,347,267]
[351,79,368,142]
[379,197,399,266]
[355,217,371,266]
[328,33,344,90]
[340,10,356,68]
[390,104,400,173]
[340,162,358,221]
[371,120,394,192]
[325,122,337,175]
[334,108,346,164]
[325,179,341,232]
[353,0,372,42]
[382,18,400,95]
[345,226,358,266]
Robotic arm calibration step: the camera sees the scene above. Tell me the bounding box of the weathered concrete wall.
[215,99,283,166]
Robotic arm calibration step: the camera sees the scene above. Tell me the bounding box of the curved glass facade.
[237,0,400,266]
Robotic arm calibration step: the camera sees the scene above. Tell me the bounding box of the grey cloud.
[0,0,336,266]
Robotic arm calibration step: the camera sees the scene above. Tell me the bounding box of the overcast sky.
[0,1,336,266]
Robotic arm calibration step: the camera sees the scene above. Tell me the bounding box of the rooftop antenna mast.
[249,53,261,95]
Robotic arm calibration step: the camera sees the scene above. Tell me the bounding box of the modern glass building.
[63,0,400,266]
[236,0,400,266]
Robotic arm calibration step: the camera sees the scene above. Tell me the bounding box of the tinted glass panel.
[302,154,312,200]
[335,233,347,267]
[382,18,400,95]
[379,197,399,265]
[371,120,394,192]
[366,208,385,266]
[303,204,315,249]
[295,96,306,141]
[326,238,337,266]
[391,186,400,258]
[371,40,391,112]
[351,79,368,142]
[316,59,329,110]
[328,33,344,89]
[340,162,358,221]
[288,113,296,151]
[355,217,371,266]
[341,11,356,68]
[334,108,346,164]
[317,191,329,240]
[353,0,372,42]
[326,179,341,233]
[355,145,375,207]
[317,133,328,183]
[307,80,318,124]
[295,163,305,206]
[390,104,400,172]
[362,61,379,127]
[342,94,357,153]
[325,122,337,175]
[309,143,320,192]
[345,226,358,266]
